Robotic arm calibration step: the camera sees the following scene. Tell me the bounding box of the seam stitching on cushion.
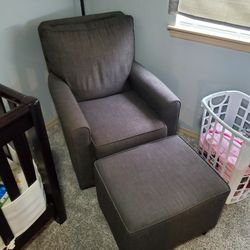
[95,136,176,162]
[95,169,228,236]
[41,17,133,33]
[94,165,132,234]
[93,126,167,149]
[126,191,229,236]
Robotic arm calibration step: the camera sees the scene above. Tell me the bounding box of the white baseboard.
[45,118,58,129]
[178,127,199,140]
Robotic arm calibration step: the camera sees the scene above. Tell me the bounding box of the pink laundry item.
[200,123,250,181]
[199,123,242,158]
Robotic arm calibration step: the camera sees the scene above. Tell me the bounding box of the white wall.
[85,0,250,132]
[0,0,81,123]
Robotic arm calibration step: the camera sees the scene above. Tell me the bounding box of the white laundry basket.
[199,90,250,204]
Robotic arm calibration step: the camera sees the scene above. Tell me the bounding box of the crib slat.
[30,101,66,223]
[0,148,20,201]
[0,209,14,246]
[3,145,12,160]
[0,97,6,115]
[13,134,36,186]
[0,98,13,167]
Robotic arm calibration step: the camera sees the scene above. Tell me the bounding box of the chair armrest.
[48,73,90,141]
[49,73,94,188]
[129,62,181,135]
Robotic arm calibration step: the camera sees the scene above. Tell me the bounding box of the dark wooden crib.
[0,83,66,249]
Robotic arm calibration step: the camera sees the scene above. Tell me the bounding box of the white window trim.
[168,14,250,52]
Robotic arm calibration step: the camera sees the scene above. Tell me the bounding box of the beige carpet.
[25,123,250,250]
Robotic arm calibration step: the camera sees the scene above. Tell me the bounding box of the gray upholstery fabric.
[39,12,134,101]
[48,73,95,189]
[39,12,181,189]
[95,136,230,250]
[80,91,168,158]
[130,62,181,135]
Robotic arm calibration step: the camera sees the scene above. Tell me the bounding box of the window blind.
[178,0,250,27]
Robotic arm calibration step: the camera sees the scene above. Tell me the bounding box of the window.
[168,0,250,52]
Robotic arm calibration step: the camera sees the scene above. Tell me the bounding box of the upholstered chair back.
[39,12,134,101]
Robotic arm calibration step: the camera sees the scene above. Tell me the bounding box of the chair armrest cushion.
[129,62,181,135]
[48,73,91,144]
[49,73,95,188]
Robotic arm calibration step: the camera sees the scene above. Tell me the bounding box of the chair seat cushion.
[79,91,167,158]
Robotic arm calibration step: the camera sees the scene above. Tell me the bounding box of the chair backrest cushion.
[39,12,134,101]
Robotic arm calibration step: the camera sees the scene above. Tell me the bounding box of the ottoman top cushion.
[94,136,230,233]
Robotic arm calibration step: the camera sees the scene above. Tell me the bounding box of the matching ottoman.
[94,136,230,250]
